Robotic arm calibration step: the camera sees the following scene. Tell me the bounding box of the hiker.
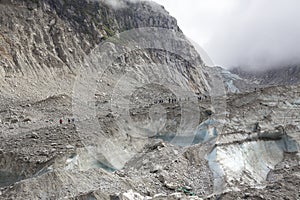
[72,118,75,123]
[254,122,261,132]
[59,119,63,124]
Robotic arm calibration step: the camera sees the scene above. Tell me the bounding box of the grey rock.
[153,193,167,199]
[29,132,39,139]
[165,182,177,190]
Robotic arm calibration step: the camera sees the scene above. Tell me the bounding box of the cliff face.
[0,0,208,100]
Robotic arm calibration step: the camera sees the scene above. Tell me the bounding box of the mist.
[97,0,145,9]
[154,0,300,70]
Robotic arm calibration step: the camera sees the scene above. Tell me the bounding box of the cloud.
[88,0,126,9]
[95,0,145,10]
[153,0,300,70]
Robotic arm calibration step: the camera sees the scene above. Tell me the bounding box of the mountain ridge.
[230,65,300,86]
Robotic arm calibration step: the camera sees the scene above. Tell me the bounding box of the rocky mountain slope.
[230,65,300,86]
[210,65,300,94]
[208,65,300,94]
[0,0,208,100]
[0,0,214,199]
[205,66,259,93]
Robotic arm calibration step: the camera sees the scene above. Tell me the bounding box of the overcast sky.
[153,0,300,70]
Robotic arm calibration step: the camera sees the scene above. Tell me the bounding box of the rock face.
[0,0,208,100]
